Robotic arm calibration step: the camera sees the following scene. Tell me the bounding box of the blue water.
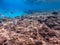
[0,0,60,18]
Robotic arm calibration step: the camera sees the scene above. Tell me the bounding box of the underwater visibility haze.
[0,0,60,18]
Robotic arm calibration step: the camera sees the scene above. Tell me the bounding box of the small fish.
[0,14,2,16]
[5,10,7,13]
[11,11,14,14]
[0,14,5,18]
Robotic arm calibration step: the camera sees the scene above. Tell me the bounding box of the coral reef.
[0,14,60,45]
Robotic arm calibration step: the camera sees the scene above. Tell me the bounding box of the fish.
[10,11,14,14]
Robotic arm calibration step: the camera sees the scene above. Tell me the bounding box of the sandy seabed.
[0,13,60,45]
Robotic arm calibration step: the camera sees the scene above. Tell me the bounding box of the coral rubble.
[0,14,60,45]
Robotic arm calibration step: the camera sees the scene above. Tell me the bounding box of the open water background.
[0,0,60,18]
